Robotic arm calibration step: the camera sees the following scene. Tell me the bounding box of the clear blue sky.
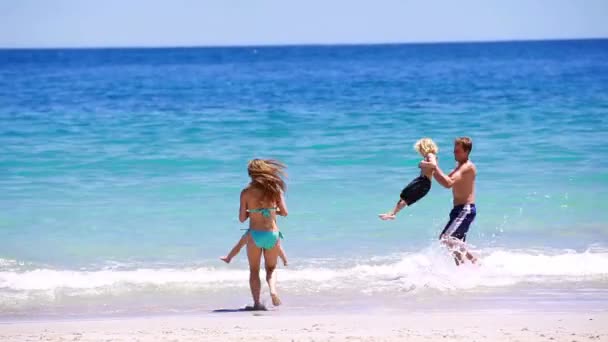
[1,0,607,48]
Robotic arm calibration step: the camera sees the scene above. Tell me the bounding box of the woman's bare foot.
[220,256,231,264]
[244,303,267,311]
[270,293,282,306]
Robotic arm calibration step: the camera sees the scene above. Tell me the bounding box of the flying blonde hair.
[247,159,287,203]
[414,138,438,156]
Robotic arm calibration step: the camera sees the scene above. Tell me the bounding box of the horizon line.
[1,36,607,51]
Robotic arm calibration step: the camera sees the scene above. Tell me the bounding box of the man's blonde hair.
[414,138,438,156]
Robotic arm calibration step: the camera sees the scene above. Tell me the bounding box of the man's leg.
[441,236,474,265]
[440,205,476,265]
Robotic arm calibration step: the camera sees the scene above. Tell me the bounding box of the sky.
[1,0,607,48]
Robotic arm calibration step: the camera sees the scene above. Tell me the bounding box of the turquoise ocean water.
[1,40,607,317]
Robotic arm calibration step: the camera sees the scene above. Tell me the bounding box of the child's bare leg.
[278,243,288,266]
[379,199,407,220]
[220,234,247,263]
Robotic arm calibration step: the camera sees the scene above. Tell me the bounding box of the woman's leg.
[246,234,264,309]
[263,242,281,306]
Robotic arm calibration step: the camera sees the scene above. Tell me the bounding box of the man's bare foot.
[270,293,282,306]
[378,213,396,220]
[220,256,231,264]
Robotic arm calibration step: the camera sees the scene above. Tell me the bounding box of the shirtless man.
[420,137,477,265]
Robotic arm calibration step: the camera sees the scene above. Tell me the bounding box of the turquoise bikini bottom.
[246,229,284,250]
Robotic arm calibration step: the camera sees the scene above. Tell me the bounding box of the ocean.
[1,39,607,318]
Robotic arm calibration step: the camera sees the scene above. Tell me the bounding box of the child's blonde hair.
[414,138,438,156]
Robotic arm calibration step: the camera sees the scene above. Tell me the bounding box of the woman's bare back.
[241,186,288,230]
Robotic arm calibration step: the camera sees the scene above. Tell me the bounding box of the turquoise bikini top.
[247,207,278,218]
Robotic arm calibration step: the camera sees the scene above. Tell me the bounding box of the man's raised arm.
[419,161,467,189]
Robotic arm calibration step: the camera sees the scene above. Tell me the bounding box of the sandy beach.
[1,311,606,341]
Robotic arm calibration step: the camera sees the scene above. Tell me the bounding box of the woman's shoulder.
[242,184,263,197]
[241,185,253,196]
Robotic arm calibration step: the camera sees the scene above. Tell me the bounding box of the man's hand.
[419,160,436,170]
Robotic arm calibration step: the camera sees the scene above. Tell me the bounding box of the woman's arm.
[239,189,249,223]
[277,193,288,217]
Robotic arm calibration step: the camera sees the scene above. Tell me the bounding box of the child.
[220,227,288,266]
[379,138,438,220]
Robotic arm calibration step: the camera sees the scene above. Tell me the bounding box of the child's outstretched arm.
[220,233,248,264]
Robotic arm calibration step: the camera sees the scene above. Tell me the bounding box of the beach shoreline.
[2,280,607,323]
[1,310,605,341]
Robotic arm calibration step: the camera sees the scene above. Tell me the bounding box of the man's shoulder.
[467,161,477,174]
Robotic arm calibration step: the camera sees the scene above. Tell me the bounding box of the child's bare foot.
[378,213,396,220]
[283,260,288,267]
[220,256,231,264]
[270,293,282,306]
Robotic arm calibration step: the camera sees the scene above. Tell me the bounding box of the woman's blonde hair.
[414,138,438,156]
[247,159,287,204]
